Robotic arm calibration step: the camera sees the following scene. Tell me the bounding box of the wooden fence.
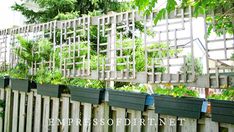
[0,88,233,132]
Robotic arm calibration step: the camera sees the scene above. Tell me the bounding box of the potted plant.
[108,84,153,111]
[208,87,234,124]
[35,66,68,98]
[9,36,39,92]
[69,78,105,104]
[154,84,204,119]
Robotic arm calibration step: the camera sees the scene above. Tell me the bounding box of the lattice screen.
[144,7,195,83]
[97,11,136,80]
[0,29,8,71]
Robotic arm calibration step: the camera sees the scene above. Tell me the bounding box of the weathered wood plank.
[93,103,105,132]
[71,101,80,132]
[82,103,92,132]
[42,96,50,132]
[228,124,234,132]
[26,91,34,132]
[128,110,142,132]
[18,92,26,132]
[180,118,197,132]
[34,93,42,132]
[204,118,218,132]
[61,96,70,132]
[12,91,19,132]
[0,88,5,132]
[164,115,177,132]
[4,88,12,132]
[115,108,126,132]
[51,98,59,132]
[145,110,158,132]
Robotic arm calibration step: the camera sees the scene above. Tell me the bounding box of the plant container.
[10,78,36,92]
[69,86,105,104]
[210,99,234,124]
[154,94,204,119]
[37,84,63,98]
[108,89,149,111]
[0,76,9,88]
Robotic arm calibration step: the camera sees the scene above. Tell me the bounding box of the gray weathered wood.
[164,115,177,132]
[204,118,218,132]
[4,88,12,132]
[61,96,70,132]
[34,93,42,132]
[128,109,142,132]
[71,101,80,132]
[228,124,234,132]
[12,91,19,132]
[145,110,158,132]
[42,96,50,132]
[93,103,105,132]
[180,118,197,132]
[18,92,26,132]
[0,88,5,132]
[51,98,59,132]
[82,103,92,132]
[26,91,34,132]
[115,108,126,132]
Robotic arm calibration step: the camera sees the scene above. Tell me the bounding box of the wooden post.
[4,88,12,132]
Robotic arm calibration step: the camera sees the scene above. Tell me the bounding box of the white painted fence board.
[18,92,26,132]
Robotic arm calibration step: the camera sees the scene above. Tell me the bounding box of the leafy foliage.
[134,0,234,35]
[69,78,105,89]
[208,87,234,101]
[0,100,4,117]
[116,84,147,93]
[154,84,199,97]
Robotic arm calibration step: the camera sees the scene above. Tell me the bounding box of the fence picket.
[51,98,59,132]
[26,91,34,132]
[82,103,92,132]
[181,118,197,132]
[128,110,142,132]
[42,96,50,132]
[0,89,5,132]
[12,91,19,132]
[18,92,26,132]
[71,101,80,132]
[61,96,70,132]
[115,108,126,132]
[34,93,42,132]
[3,89,12,132]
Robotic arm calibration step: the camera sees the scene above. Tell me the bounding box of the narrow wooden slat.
[228,124,234,132]
[34,93,42,132]
[128,110,142,132]
[51,98,59,132]
[26,91,34,132]
[61,96,70,132]
[0,89,5,132]
[115,108,125,132]
[4,88,12,132]
[93,103,105,132]
[180,118,197,132]
[82,103,92,132]
[12,91,19,132]
[18,92,26,132]
[145,110,158,132]
[71,101,80,132]
[103,103,109,132]
[204,118,218,132]
[42,96,50,132]
[164,115,177,132]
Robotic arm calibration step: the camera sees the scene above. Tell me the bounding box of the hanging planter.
[10,78,36,92]
[154,94,204,119]
[108,89,149,111]
[37,84,64,98]
[69,86,105,104]
[210,99,234,124]
[0,76,9,88]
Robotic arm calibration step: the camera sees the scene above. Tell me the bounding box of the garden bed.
[10,78,36,92]
[37,84,64,98]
